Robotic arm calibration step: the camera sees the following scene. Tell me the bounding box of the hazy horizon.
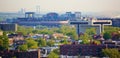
[0,0,120,13]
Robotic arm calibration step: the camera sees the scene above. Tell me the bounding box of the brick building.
[60,44,119,58]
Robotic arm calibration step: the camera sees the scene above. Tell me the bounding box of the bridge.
[70,19,112,36]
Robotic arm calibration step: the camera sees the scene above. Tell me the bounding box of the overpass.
[70,19,112,36]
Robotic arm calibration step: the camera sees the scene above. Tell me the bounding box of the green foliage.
[104,26,120,33]
[103,26,120,40]
[48,48,59,58]
[18,44,28,51]
[17,25,54,35]
[17,25,78,40]
[17,26,33,35]
[41,28,53,34]
[47,40,55,47]
[0,32,9,51]
[0,39,3,46]
[93,40,101,45]
[0,39,4,50]
[86,28,96,35]
[79,28,98,44]
[102,48,120,58]
[32,30,38,34]
[59,25,78,40]
[37,38,46,47]
[35,28,53,35]
[26,38,38,49]
[85,28,96,39]
[48,50,59,58]
[60,39,70,44]
[66,30,78,40]
[36,25,47,29]
[12,56,16,58]
[52,48,60,55]
[80,33,90,44]
[103,32,111,40]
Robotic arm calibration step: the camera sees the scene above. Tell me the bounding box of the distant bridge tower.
[36,5,40,14]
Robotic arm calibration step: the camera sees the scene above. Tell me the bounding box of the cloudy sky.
[0,0,120,13]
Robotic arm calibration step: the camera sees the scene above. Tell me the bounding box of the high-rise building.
[75,12,81,20]
[65,12,75,21]
[66,12,72,17]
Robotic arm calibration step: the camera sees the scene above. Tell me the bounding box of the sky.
[0,0,120,13]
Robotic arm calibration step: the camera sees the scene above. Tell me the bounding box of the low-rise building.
[0,23,17,31]
[8,33,25,46]
[60,44,120,58]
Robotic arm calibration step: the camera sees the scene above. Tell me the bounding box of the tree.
[111,32,120,40]
[71,32,78,40]
[52,48,60,55]
[60,25,68,35]
[104,26,120,40]
[48,52,59,58]
[38,28,53,35]
[103,32,111,40]
[60,39,70,44]
[32,30,38,34]
[0,32,9,51]
[104,26,120,33]
[85,28,96,39]
[79,28,97,44]
[26,38,38,49]
[66,29,78,40]
[86,28,96,35]
[0,39,3,46]
[47,40,55,47]
[93,40,101,45]
[37,38,46,47]
[79,33,90,44]
[48,48,59,58]
[102,48,120,58]
[36,25,47,29]
[17,26,33,35]
[0,39,4,50]
[59,25,78,40]
[18,44,28,51]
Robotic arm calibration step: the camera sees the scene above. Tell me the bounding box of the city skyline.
[0,0,120,13]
